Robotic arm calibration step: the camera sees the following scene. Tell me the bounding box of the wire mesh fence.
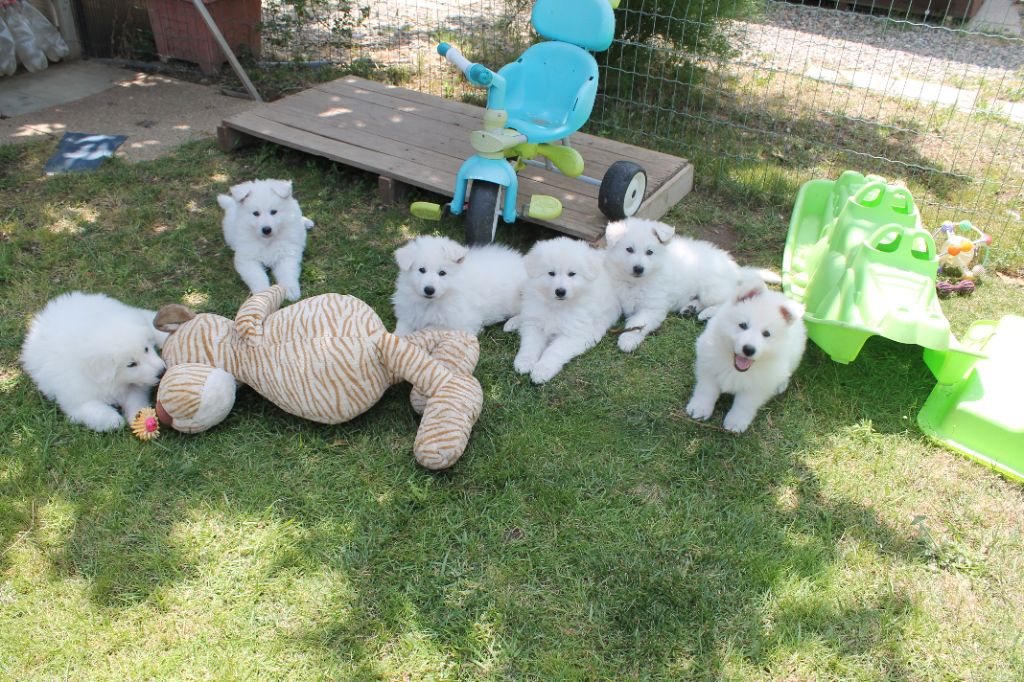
[144,0,1024,266]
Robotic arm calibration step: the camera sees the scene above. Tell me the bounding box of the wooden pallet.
[219,76,693,242]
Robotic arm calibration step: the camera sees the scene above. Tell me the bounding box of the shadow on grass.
[0,139,991,679]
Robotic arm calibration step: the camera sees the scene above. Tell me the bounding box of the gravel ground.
[732,3,1024,89]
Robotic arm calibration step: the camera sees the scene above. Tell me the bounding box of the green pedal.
[411,202,443,221]
[527,195,562,220]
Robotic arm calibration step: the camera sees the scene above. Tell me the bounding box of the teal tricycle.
[411,0,648,244]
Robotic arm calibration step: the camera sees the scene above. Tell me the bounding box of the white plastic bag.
[0,15,17,76]
[2,3,47,72]
[20,1,67,62]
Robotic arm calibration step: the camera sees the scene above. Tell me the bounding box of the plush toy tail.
[377,333,482,470]
[402,329,480,414]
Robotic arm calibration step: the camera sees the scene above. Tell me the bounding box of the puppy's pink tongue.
[734,355,753,372]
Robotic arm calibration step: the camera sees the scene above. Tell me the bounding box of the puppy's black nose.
[261,226,272,236]
[423,286,435,296]
[633,264,645,275]
[742,344,756,357]
[555,287,567,298]
[157,367,166,379]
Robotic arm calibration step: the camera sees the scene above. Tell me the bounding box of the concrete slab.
[968,0,1022,37]
[0,65,257,162]
[0,61,124,118]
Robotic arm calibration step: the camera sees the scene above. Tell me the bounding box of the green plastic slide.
[783,171,984,384]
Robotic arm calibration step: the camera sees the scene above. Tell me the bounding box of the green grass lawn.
[2,139,1023,681]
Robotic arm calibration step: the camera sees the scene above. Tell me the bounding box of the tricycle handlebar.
[437,42,495,88]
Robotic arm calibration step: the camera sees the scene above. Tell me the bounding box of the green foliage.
[260,0,371,60]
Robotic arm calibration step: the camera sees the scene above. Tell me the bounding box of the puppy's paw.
[774,380,790,395]
[82,410,125,432]
[513,353,535,375]
[302,217,315,230]
[723,410,754,433]
[697,306,718,322]
[617,331,644,353]
[685,396,714,421]
[503,316,521,333]
[283,285,302,301]
[530,362,560,384]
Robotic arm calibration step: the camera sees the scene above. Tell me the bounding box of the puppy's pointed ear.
[442,242,468,265]
[155,304,195,334]
[735,282,766,304]
[780,300,805,325]
[604,220,629,247]
[217,194,235,211]
[394,241,418,271]
[651,222,675,245]
[229,181,254,203]
[268,179,293,199]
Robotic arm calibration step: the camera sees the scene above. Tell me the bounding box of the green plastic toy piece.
[411,202,443,221]
[783,171,984,383]
[527,194,562,220]
[918,315,1024,482]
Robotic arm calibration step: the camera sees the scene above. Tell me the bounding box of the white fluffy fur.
[218,179,314,301]
[604,217,781,352]
[20,292,169,432]
[391,235,527,335]
[505,237,620,384]
[685,280,806,433]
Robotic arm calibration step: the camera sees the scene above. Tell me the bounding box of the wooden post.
[378,176,409,206]
[217,125,256,152]
[52,0,82,59]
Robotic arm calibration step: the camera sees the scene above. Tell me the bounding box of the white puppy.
[604,217,780,352]
[685,280,806,433]
[506,237,619,384]
[20,292,168,432]
[218,179,314,301]
[392,235,527,335]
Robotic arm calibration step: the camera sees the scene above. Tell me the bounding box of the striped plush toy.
[152,285,483,470]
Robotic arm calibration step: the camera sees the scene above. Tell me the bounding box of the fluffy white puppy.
[218,179,314,301]
[392,235,527,335]
[685,279,806,433]
[505,237,620,384]
[604,217,780,352]
[20,292,168,432]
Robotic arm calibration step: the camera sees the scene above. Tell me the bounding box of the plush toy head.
[156,363,237,433]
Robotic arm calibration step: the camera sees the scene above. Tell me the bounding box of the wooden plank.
[221,76,693,242]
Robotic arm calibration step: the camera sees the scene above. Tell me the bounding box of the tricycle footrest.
[527,194,562,220]
[411,202,445,221]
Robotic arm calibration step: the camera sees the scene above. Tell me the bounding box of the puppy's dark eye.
[127,361,138,368]
[625,247,634,254]
[252,210,260,217]
[418,267,426,274]
[762,330,771,338]
[144,347,150,353]
[568,272,576,277]
[645,250,653,256]
[270,209,278,216]
[548,271,556,277]
[739,322,748,330]
[439,271,447,277]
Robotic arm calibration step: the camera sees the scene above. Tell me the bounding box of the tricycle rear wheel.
[465,180,501,245]
[599,161,647,221]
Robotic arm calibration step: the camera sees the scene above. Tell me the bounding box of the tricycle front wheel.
[465,180,501,245]
[599,161,647,220]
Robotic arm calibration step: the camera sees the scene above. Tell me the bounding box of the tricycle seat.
[499,41,599,144]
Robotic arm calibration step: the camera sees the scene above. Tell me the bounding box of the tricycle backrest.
[532,0,615,52]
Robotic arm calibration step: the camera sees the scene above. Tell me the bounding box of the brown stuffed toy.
[153,285,483,470]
